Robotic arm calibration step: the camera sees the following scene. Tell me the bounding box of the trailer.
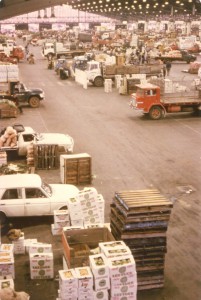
[130,83,201,119]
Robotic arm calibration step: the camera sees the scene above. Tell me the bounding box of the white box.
[84,224,104,229]
[54,210,69,223]
[54,221,70,229]
[51,224,63,236]
[75,267,93,289]
[0,275,14,290]
[0,244,14,253]
[70,219,84,227]
[30,268,54,279]
[63,226,84,232]
[29,253,53,269]
[59,269,78,289]
[99,241,127,253]
[0,257,15,278]
[59,289,78,299]
[102,246,131,258]
[94,276,110,291]
[110,271,137,287]
[12,235,25,254]
[89,253,109,279]
[108,255,136,280]
[29,243,52,254]
[67,197,81,211]
[24,239,38,253]
[69,210,83,219]
[110,284,137,297]
[93,289,109,300]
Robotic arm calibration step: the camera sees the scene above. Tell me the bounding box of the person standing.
[166,60,172,76]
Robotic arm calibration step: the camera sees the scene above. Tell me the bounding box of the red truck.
[130,83,201,120]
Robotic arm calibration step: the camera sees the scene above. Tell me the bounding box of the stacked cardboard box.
[51,210,70,235]
[75,267,94,300]
[0,244,15,278]
[67,188,105,228]
[110,189,173,290]
[89,253,110,298]
[58,269,78,300]
[67,197,84,227]
[29,243,54,279]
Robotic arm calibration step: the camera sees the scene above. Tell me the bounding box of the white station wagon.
[0,174,79,222]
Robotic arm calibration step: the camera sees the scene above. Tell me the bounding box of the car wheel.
[94,76,104,87]
[29,97,40,108]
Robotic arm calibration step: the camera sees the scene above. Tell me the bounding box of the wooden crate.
[62,227,114,268]
[60,153,92,185]
[34,144,59,170]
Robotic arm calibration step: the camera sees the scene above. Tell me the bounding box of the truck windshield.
[41,182,52,196]
[136,89,145,97]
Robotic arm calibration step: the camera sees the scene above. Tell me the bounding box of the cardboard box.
[101,246,131,258]
[75,267,93,289]
[29,243,52,254]
[0,244,14,253]
[108,255,136,281]
[0,256,15,278]
[70,219,84,227]
[29,253,53,269]
[93,289,109,300]
[54,221,70,229]
[59,269,78,289]
[0,275,14,290]
[89,253,109,279]
[94,276,110,291]
[54,210,69,223]
[24,239,38,253]
[62,227,114,268]
[51,224,63,236]
[110,283,137,297]
[30,268,54,280]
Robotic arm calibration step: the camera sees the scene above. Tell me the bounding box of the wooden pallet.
[34,144,59,170]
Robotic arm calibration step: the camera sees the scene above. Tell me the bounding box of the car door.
[0,188,25,217]
[24,187,51,216]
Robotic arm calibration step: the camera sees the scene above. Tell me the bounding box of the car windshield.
[41,182,52,196]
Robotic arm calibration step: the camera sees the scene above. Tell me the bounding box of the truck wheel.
[94,77,104,87]
[149,106,163,120]
[29,97,40,108]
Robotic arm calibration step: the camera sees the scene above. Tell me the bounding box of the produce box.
[62,227,115,268]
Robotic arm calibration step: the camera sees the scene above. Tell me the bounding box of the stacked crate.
[29,243,54,279]
[110,189,173,291]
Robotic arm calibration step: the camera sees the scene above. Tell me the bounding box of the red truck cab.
[131,83,164,119]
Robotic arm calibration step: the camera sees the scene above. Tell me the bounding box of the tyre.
[94,76,104,87]
[149,106,163,120]
[29,96,40,108]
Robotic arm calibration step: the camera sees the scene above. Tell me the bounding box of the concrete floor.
[1,44,201,300]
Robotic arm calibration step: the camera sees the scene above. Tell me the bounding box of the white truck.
[0,125,74,157]
[42,42,85,59]
[85,60,163,87]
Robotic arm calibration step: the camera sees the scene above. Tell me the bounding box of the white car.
[0,174,79,222]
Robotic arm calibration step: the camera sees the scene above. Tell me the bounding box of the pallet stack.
[110,189,173,291]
